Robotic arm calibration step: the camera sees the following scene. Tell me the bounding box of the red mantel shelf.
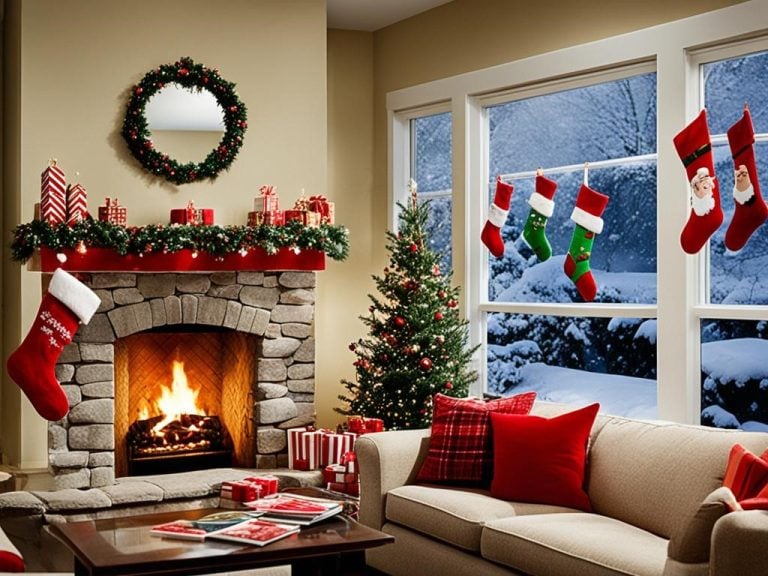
[32,247,326,273]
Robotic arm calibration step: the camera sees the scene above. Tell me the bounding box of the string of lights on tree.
[10,218,349,263]
[122,57,248,185]
[337,182,477,430]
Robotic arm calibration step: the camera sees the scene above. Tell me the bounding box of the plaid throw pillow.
[416,391,536,485]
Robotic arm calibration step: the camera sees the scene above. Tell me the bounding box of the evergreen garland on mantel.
[11,219,350,263]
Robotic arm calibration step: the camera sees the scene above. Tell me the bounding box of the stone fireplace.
[49,271,317,490]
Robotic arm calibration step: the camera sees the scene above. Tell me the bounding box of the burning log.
[127,414,233,457]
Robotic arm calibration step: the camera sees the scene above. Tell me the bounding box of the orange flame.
[137,360,206,433]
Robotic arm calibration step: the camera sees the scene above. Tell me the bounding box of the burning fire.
[138,360,206,433]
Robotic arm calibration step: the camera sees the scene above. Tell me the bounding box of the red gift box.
[248,210,284,226]
[341,450,357,474]
[170,200,214,226]
[284,209,308,225]
[323,465,358,484]
[328,481,360,497]
[320,432,357,467]
[347,417,384,435]
[308,195,334,225]
[220,480,260,503]
[254,185,279,213]
[41,160,67,225]
[66,183,88,226]
[287,427,326,470]
[244,475,279,497]
[98,197,127,226]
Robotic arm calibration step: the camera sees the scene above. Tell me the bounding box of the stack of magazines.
[150,511,300,547]
[245,494,343,526]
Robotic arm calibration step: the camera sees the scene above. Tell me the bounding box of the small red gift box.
[244,475,279,497]
[284,209,308,225]
[98,197,127,226]
[323,465,358,484]
[170,200,214,226]
[328,481,360,497]
[347,417,384,435]
[248,210,284,226]
[320,431,357,467]
[341,450,357,474]
[220,480,261,503]
[308,195,334,225]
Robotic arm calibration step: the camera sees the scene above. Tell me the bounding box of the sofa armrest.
[355,428,431,530]
[710,510,768,576]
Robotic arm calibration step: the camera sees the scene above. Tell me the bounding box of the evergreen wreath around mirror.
[122,57,248,185]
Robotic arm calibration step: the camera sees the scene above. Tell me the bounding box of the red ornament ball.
[419,357,433,371]
[134,86,143,96]
[444,381,454,390]
[409,243,418,253]
[447,299,458,308]
[434,311,444,321]
[435,335,445,344]
[438,290,447,299]
[394,316,406,328]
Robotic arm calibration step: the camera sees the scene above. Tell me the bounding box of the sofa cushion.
[385,484,577,551]
[416,392,536,485]
[586,416,768,539]
[482,513,668,576]
[722,443,768,501]
[667,486,738,564]
[490,403,599,512]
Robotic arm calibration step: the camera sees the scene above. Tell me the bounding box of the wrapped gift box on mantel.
[170,200,214,226]
[248,185,284,226]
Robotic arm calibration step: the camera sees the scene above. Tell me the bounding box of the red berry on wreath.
[445,381,453,390]
[435,335,445,344]
[394,316,406,328]
[447,299,457,308]
[419,357,433,371]
[434,311,444,321]
[438,290,447,299]
[409,243,418,252]
[134,86,143,95]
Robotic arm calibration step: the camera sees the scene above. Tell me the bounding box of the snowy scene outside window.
[412,113,452,270]
[484,71,658,417]
[700,49,768,431]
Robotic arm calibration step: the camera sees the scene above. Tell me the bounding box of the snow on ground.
[517,363,657,419]
[701,338,768,383]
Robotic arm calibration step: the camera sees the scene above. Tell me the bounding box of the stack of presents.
[217,417,384,508]
[289,417,384,497]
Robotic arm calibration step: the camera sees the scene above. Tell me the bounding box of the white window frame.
[387,0,768,424]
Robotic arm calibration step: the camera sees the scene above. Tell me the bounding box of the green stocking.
[523,173,558,262]
[522,209,552,261]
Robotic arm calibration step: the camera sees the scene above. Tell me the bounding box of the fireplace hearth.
[49,271,317,490]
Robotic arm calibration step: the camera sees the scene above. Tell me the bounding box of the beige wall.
[2,0,327,468]
[319,30,374,427]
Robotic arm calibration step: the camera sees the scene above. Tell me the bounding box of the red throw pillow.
[489,403,600,512]
[722,444,768,501]
[416,392,537,485]
[740,481,768,510]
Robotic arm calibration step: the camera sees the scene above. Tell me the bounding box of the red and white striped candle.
[66,183,88,225]
[40,160,67,225]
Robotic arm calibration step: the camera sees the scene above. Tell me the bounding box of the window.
[411,112,453,270]
[386,2,768,424]
[697,43,768,431]
[482,69,658,417]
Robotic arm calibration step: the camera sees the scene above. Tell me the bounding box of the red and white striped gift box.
[320,432,357,467]
[287,427,326,470]
[66,183,88,226]
[40,160,67,225]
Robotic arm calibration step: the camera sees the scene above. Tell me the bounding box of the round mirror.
[145,84,225,165]
[122,57,247,185]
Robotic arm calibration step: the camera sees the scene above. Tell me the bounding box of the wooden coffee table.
[50,507,394,576]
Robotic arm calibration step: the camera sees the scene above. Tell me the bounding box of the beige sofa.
[355,402,768,576]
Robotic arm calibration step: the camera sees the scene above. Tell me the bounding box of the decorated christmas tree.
[337,182,478,430]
